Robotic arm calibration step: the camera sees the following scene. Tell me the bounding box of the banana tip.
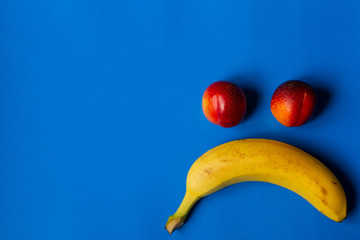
[165,217,184,234]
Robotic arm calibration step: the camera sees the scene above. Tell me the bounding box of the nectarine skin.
[202,81,246,128]
[271,80,316,127]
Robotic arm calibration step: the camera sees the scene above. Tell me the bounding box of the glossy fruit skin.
[202,81,246,128]
[271,80,316,127]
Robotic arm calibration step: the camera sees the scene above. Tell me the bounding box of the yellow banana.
[165,139,347,234]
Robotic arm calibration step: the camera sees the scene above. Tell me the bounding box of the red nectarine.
[271,80,316,127]
[202,81,246,128]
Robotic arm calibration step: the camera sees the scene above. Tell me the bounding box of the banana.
[165,139,347,234]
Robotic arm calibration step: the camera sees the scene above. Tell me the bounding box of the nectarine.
[271,80,316,127]
[202,81,246,128]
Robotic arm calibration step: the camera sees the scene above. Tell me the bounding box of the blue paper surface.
[0,0,359,239]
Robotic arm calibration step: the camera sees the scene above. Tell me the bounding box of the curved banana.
[165,139,347,234]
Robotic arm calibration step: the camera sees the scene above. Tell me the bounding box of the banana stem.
[165,191,199,234]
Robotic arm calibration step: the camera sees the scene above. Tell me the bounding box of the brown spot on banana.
[204,167,213,175]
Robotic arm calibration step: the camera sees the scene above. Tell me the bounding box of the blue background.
[1,0,359,239]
